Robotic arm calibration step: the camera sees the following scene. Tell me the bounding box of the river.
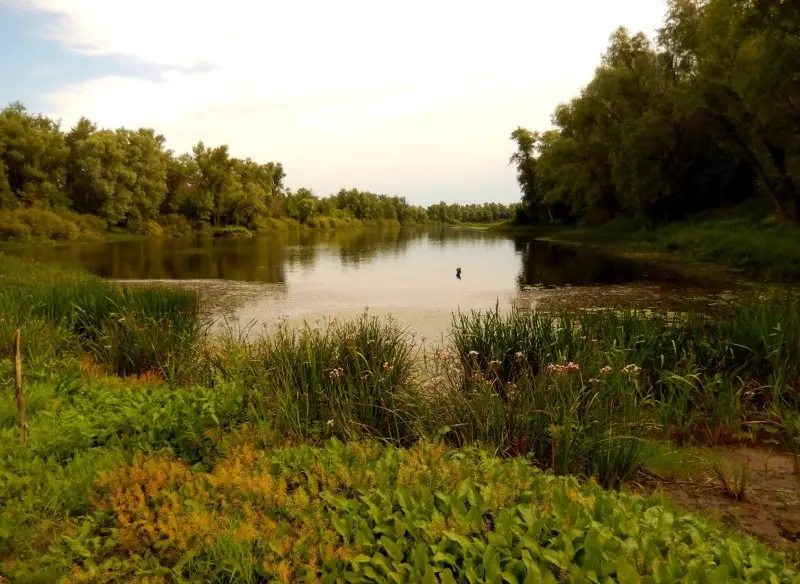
[3,227,730,340]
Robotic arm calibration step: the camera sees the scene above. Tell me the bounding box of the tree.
[65,118,133,224]
[117,128,168,221]
[0,102,67,208]
[509,127,542,221]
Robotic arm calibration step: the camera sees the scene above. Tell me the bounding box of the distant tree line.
[510,0,800,225]
[0,103,515,238]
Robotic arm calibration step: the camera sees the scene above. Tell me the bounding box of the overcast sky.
[0,0,668,205]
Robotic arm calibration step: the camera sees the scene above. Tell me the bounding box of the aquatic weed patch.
[23,440,798,583]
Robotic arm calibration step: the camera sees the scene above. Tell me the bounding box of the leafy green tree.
[65,118,134,224]
[0,102,67,209]
[117,128,168,221]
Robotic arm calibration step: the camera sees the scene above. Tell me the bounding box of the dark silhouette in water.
[456,267,461,280]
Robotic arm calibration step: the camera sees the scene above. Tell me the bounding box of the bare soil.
[638,446,800,554]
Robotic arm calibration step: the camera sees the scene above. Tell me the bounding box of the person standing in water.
[456,267,462,279]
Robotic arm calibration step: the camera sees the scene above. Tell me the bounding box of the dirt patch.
[639,446,800,553]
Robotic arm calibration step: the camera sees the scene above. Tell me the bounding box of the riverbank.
[0,206,505,245]
[3,255,800,580]
[494,202,800,282]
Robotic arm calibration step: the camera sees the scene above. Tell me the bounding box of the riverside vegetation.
[506,0,800,281]
[3,253,800,582]
[0,102,515,243]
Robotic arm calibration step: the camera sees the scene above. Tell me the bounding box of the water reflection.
[3,227,694,339]
[514,239,678,288]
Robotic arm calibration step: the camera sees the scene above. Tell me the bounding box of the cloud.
[11,0,668,203]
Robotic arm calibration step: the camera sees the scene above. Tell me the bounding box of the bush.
[0,207,106,242]
[0,215,31,240]
[127,218,164,236]
[268,217,289,231]
[0,208,90,241]
[158,214,193,238]
[211,225,252,238]
[56,209,107,238]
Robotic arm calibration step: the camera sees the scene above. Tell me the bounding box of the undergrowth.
[2,255,800,581]
[538,201,800,281]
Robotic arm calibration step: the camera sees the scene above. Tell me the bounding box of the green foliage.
[433,298,800,474]
[2,437,797,582]
[5,254,800,579]
[0,208,106,241]
[213,313,417,442]
[0,254,203,379]
[511,0,800,225]
[0,102,514,240]
[549,201,800,280]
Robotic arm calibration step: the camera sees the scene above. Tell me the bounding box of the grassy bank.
[3,256,800,580]
[0,208,410,243]
[0,207,502,245]
[495,202,800,281]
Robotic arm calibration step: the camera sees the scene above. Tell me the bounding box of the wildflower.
[327,419,334,427]
[601,366,613,375]
[118,316,126,323]
[507,383,518,402]
[588,378,600,385]
[488,359,500,369]
[622,364,641,374]
[469,350,479,358]
[591,339,600,345]
[515,351,524,361]
[328,367,343,380]
[548,362,582,375]
[383,362,394,372]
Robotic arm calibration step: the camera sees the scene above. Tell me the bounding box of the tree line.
[0,103,515,238]
[510,0,800,225]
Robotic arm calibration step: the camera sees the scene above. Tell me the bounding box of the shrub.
[0,208,90,241]
[268,217,289,230]
[56,209,107,238]
[127,218,164,236]
[0,215,31,240]
[158,214,193,238]
[211,225,252,238]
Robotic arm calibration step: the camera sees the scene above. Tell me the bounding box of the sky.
[0,0,668,206]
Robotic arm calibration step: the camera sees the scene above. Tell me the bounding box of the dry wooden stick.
[13,329,28,445]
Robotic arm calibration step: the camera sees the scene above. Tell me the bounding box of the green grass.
[536,201,800,281]
[4,254,800,580]
[0,254,203,380]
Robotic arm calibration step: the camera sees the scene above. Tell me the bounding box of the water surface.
[4,227,715,339]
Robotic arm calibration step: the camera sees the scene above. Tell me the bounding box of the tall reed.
[0,255,203,379]
[217,313,417,442]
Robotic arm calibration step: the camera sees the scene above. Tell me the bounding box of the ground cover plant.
[3,255,800,581]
